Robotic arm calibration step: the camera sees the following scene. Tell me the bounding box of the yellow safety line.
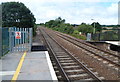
[11,52,27,81]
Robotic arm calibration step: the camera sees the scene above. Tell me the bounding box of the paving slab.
[1,51,57,81]
[1,52,23,80]
[18,51,57,80]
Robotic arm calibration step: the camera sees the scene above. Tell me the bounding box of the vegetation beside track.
[40,17,88,40]
[40,17,119,41]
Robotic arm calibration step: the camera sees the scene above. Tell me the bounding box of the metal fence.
[2,27,9,55]
[91,29,120,41]
[9,27,32,52]
[0,27,32,57]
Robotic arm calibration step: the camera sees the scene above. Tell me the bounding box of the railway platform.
[87,41,120,52]
[1,47,57,81]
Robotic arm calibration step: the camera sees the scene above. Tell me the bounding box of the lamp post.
[91,19,96,34]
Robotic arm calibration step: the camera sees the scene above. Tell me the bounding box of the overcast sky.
[1,0,120,25]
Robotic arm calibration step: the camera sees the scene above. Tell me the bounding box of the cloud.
[1,0,119,25]
[107,3,118,16]
[36,2,118,25]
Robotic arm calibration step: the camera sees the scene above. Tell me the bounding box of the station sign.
[15,32,21,39]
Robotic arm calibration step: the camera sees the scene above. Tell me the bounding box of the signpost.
[15,32,21,39]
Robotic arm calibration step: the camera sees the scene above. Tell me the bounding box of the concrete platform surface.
[0,51,57,81]
[105,41,120,46]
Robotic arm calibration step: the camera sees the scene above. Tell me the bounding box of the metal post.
[14,27,16,52]
[12,27,14,52]
[25,28,27,51]
[9,28,12,52]
[27,28,28,51]
[118,2,120,80]
[118,28,120,43]
[20,28,22,51]
[17,27,18,51]
[23,28,25,51]
[18,28,20,51]
[9,28,13,52]
[21,28,23,51]
[93,22,96,34]
[28,28,29,51]
[91,19,96,34]
[99,32,101,41]
[118,1,120,25]
[0,27,2,57]
[118,2,120,46]
[31,28,33,51]
[0,4,2,57]
[29,28,32,52]
[0,4,2,80]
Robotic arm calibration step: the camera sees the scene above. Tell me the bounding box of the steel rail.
[56,33,120,67]
[56,31,120,58]
[39,29,70,81]
[42,28,102,82]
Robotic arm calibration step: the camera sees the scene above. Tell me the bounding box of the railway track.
[44,28,120,71]
[56,31,119,57]
[39,28,104,81]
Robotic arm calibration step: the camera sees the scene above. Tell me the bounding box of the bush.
[70,34,86,40]
[33,24,37,36]
[100,31,118,41]
[73,30,79,34]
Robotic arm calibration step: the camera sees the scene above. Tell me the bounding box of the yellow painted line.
[11,52,27,81]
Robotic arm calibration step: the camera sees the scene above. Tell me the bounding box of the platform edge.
[45,51,58,81]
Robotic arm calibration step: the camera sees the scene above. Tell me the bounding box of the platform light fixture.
[91,19,96,34]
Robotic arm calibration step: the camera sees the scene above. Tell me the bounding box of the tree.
[45,17,65,28]
[45,17,74,34]
[45,20,55,28]
[2,2,36,28]
[55,17,65,24]
[78,23,93,34]
[73,30,79,34]
[62,23,74,34]
[91,22,102,32]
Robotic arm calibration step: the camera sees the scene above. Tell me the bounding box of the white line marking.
[45,51,58,80]
[0,71,15,76]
